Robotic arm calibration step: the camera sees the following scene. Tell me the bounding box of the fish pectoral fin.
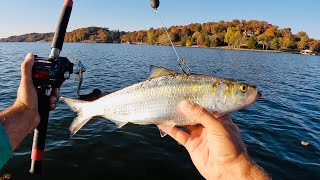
[148,65,177,79]
[156,124,176,137]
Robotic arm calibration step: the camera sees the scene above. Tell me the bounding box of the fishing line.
[153,9,191,75]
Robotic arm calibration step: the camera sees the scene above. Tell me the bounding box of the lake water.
[0,42,319,180]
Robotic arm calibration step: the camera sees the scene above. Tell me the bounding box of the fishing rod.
[29,0,85,175]
[150,0,191,75]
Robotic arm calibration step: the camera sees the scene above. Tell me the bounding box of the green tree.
[270,38,279,50]
[247,36,258,49]
[280,36,295,50]
[204,36,210,47]
[209,35,219,47]
[233,31,242,48]
[224,27,235,46]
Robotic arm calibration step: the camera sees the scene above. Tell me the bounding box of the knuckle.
[194,106,208,118]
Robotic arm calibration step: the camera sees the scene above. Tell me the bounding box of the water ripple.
[0,42,319,179]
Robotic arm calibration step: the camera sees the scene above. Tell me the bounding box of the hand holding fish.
[158,100,270,180]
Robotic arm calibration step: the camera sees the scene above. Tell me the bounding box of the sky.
[0,0,319,39]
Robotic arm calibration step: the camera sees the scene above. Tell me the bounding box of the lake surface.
[0,42,319,180]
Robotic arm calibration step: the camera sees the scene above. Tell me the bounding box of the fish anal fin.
[156,124,175,137]
[148,65,177,79]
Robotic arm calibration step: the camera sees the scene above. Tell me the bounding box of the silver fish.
[62,66,261,137]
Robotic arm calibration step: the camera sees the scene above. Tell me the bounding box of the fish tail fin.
[61,97,100,138]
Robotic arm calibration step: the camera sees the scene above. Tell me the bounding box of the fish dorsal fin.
[148,65,177,79]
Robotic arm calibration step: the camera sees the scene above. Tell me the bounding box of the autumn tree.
[224,27,236,46]
[296,31,309,50]
[136,31,147,42]
[2,20,318,53]
[147,28,156,45]
[158,34,170,45]
[192,31,201,45]
[233,31,243,48]
[309,40,320,52]
[297,36,309,50]
[185,36,193,47]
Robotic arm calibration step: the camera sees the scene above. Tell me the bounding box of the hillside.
[0,33,54,42]
[0,27,126,43]
[1,20,319,52]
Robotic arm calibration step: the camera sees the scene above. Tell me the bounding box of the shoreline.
[126,42,318,56]
[0,41,318,56]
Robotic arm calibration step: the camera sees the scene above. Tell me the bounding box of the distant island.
[1,19,319,54]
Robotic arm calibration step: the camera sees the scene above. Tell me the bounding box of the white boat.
[300,49,315,55]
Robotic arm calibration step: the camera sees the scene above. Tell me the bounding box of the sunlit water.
[0,42,319,180]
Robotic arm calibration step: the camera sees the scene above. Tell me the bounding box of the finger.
[157,124,189,147]
[177,100,224,132]
[210,111,225,118]
[184,125,199,132]
[49,103,56,111]
[21,53,35,84]
[49,95,57,104]
[52,88,60,97]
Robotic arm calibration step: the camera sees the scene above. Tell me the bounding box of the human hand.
[2,53,60,150]
[15,53,60,129]
[158,100,269,180]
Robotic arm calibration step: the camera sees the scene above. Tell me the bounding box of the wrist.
[1,104,39,151]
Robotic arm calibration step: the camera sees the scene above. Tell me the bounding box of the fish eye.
[239,84,248,93]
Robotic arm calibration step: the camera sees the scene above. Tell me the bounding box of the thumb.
[177,100,224,131]
[21,53,35,85]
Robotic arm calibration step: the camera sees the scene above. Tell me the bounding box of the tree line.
[1,20,319,52]
[0,27,125,43]
[121,19,320,52]
[64,27,126,43]
[0,33,54,42]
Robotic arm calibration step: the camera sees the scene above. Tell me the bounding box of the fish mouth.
[257,91,262,99]
[244,90,261,106]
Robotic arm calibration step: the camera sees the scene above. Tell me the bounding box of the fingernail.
[27,53,34,59]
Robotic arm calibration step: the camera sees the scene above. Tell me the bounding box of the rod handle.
[29,93,50,175]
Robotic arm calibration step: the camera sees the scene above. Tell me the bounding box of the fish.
[61,66,261,138]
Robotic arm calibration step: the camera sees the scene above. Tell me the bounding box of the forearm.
[0,102,38,151]
[246,161,270,180]
[215,155,270,180]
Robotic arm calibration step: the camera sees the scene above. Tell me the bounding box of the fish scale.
[101,77,211,123]
[61,66,260,137]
